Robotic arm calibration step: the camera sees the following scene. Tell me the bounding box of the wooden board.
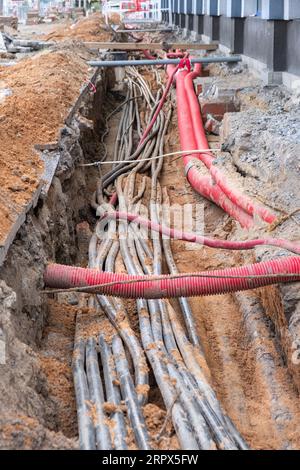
[84,42,218,51]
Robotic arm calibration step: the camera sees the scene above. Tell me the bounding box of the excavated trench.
[0,63,300,450]
[0,69,111,448]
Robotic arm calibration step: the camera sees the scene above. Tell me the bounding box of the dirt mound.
[109,12,122,25]
[0,48,89,243]
[43,13,113,42]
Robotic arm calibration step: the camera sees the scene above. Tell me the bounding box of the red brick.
[199,99,238,123]
[195,84,203,96]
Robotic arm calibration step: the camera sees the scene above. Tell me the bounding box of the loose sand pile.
[0,48,89,243]
[108,12,122,25]
[43,12,113,42]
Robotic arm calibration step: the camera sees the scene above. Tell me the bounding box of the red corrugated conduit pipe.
[175,68,254,229]
[101,210,300,255]
[44,257,300,299]
[183,66,277,224]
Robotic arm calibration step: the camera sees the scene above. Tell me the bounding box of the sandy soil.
[42,13,113,43]
[0,47,89,244]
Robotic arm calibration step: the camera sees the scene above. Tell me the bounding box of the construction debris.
[0,32,6,52]
[0,16,18,30]
[26,10,40,26]
[0,10,300,454]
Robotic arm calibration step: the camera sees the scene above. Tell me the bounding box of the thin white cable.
[79,148,221,167]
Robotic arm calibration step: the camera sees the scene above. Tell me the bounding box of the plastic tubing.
[85,337,113,450]
[175,69,254,229]
[183,67,276,224]
[102,210,300,255]
[138,63,179,146]
[112,336,152,450]
[72,336,96,450]
[88,57,242,67]
[44,256,300,299]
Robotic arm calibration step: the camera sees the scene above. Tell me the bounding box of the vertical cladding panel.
[284,0,300,20]
[241,0,257,17]
[220,15,233,48]
[219,16,244,52]
[227,0,242,17]
[204,14,220,39]
[209,0,219,16]
[243,16,286,70]
[203,0,209,14]
[234,17,245,53]
[219,0,227,15]
[198,15,204,33]
[186,0,193,14]
[192,0,196,14]
[192,0,203,15]
[179,13,186,27]
[194,14,204,33]
[179,0,185,13]
[198,0,204,14]
[243,17,272,65]
[213,15,220,39]
[272,21,287,71]
[286,19,300,74]
[261,0,284,19]
[204,13,212,35]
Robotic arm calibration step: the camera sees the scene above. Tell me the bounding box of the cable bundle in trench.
[68,66,250,450]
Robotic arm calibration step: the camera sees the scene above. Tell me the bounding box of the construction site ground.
[0,14,300,450]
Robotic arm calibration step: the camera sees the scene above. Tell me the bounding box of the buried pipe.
[183,68,276,225]
[85,337,113,450]
[72,335,96,450]
[88,56,242,67]
[99,209,300,255]
[138,63,179,146]
[44,256,300,299]
[98,334,128,450]
[112,336,152,450]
